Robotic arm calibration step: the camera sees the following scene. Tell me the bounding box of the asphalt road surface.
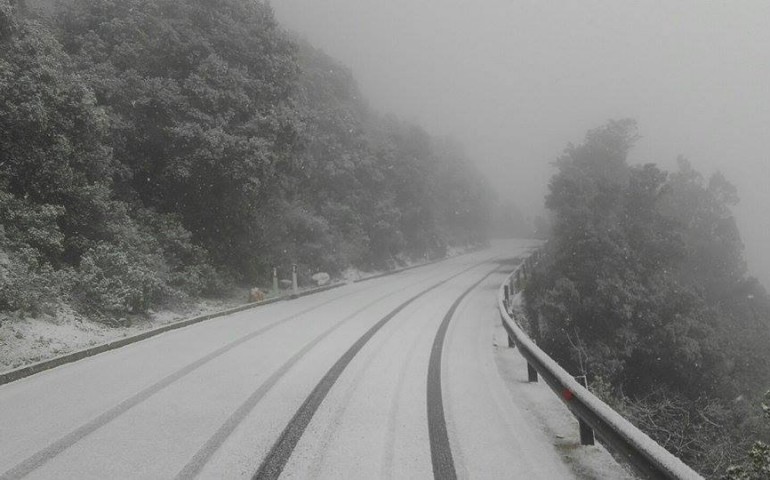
[0,240,632,479]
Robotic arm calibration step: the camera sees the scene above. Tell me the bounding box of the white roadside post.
[272,266,279,295]
[292,264,298,296]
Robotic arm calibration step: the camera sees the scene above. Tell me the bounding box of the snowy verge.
[0,251,467,384]
[492,326,637,479]
[0,292,288,385]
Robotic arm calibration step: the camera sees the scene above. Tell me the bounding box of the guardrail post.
[575,376,595,445]
[504,285,510,309]
[527,363,538,382]
[507,333,515,348]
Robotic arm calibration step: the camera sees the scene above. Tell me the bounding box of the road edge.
[0,253,471,387]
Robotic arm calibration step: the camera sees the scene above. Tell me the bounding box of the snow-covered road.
[0,240,632,479]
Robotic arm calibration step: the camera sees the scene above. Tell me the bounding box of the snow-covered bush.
[726,391,770,480]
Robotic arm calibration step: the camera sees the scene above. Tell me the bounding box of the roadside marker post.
[292,264,298,296]
[272,267,279,295]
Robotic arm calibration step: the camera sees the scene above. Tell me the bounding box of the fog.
[273,0,770,285]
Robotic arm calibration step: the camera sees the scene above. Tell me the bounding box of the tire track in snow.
[426,267,499,480]
[378,269,497,479]
[297,275,442,479]
[252,260,492,480]
[173,265,461,479]
[299,315,400,479]
[438,274,503,480]
[0,277,400,480]
[378,300,435,480]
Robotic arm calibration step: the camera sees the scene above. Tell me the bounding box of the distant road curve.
[0,240,630,479]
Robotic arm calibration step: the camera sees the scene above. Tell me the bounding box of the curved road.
[0,240,631,479]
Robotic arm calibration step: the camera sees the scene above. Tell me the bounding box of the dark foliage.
[0,0,493,319]
[523,120,770,477]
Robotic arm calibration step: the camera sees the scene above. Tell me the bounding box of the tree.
[0,0,118,262]
[56,0,300,277]
[0,1,220,317]
[523,119,770,476]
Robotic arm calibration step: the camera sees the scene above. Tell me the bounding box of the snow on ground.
[492,324,638,479]
[340,244,479,283]
[0,243,640,479]
[0,247,477,375]
[0,293,249,373]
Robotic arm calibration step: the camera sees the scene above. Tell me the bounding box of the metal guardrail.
[498,255,703,480]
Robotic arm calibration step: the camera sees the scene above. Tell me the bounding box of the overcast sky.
[273,0,770,285]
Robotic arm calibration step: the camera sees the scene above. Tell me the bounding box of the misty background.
[273,0,770,286]
[3,1,769,476]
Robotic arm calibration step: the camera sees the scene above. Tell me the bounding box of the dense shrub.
[0,242,62,316]
[75,242,168,315]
